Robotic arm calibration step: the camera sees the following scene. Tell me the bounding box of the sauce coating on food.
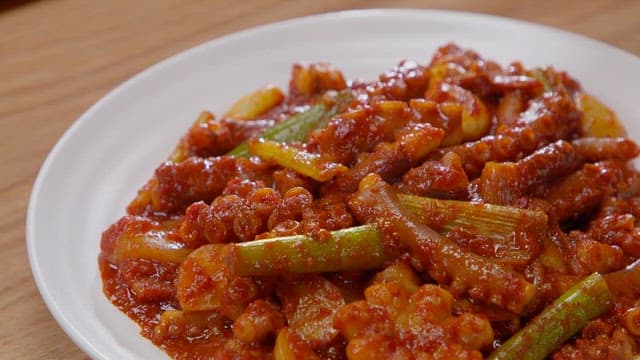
[100,43,640,359]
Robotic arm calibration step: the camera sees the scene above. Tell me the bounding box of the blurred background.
[1,0,638,358]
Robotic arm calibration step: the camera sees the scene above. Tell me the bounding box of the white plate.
[27,9,640,360]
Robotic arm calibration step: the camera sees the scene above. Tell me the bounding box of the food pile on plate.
[99,43,640,359]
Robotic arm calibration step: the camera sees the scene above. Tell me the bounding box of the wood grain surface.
[1,0,638,358]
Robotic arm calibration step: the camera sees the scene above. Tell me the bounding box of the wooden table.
[1,0,638,358]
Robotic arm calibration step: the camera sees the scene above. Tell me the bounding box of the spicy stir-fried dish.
[99,43,640,359]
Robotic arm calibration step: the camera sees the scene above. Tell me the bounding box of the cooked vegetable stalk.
[577,92,626,138]
[488,273,613,360]
[125,193,544,273]
[349,174,535,314]
[229,225,386,276]
[224,85,284,120]
[228,90,353,157]
[398,194,548,240]
[113,229,193,264]
[248,138,348,182]
[153,310,225,342]
[231,197,546,275]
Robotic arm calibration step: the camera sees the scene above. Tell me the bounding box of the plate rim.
[26,8,640,359]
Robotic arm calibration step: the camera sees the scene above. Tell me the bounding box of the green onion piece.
[488,272,613,360]
[229,225,387,276]
[228,90,353,157]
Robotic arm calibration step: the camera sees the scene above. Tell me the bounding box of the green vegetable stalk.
[228,90,353,157]
[228,225,386,276]
[228,197,547,275]
[348,174,535,314]
[488,272,613,360]
[398,194,547,240]
[248,138,347,182]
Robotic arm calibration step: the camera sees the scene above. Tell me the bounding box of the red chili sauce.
[100,44,640,359]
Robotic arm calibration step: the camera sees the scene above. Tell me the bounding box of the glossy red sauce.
[100,44,640,359]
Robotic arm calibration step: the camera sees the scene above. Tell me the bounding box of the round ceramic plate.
[27,9,640,360]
